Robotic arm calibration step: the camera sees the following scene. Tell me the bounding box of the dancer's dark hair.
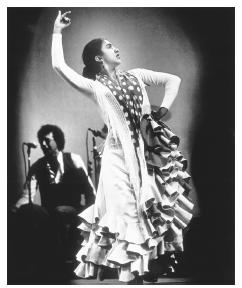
[82,38,104,80]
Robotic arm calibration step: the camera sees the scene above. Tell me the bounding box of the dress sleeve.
[52,33,96,99]
[129,68,181,109]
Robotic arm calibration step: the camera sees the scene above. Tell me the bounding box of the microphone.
[23,142,38,149]
[88,128,105,139]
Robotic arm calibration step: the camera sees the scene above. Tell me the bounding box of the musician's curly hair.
[37,124,65,151]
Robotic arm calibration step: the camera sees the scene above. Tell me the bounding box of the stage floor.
[69,277,191,285]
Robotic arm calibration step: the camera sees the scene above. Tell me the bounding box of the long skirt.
[75,120,194,282]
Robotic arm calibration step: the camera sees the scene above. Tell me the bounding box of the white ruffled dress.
[74,69,194,282]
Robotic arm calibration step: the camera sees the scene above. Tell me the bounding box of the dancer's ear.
[95,55,103,63]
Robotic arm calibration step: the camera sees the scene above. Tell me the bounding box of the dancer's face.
[100,40,121,67]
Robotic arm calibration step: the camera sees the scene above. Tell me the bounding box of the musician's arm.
[15,176,38,209]
[71,153,96,207]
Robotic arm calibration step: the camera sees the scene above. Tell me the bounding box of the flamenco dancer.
[51,10,194,284]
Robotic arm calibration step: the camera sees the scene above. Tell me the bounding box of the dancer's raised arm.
[52,11,95,97]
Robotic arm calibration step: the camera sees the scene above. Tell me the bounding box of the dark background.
[169,8,235,283]
[8,7,234,284]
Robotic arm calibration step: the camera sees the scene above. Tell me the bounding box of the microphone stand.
[86,129,92,179]
[26,145,33,206]
[89,127,106,189]
[92,136,99,189]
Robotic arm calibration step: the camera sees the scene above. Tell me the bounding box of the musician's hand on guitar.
[10,205,19,214]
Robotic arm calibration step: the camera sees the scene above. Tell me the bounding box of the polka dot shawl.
[97,71,143,148]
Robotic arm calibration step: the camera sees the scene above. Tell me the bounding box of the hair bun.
[82,65,88,76]
[83,65,97,80]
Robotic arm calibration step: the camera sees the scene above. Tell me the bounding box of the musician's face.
[40,132,59,157]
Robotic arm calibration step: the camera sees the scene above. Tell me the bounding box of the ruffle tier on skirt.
[74,114,194,282]
[74,210,163,282]
[139,114,194,253]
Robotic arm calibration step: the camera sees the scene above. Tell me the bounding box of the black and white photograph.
[6,3,235,285]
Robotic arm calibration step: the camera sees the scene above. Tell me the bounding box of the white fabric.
[128,68,181,110]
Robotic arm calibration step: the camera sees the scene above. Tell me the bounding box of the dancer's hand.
[151,107,168,121]
[53,10,71,34]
